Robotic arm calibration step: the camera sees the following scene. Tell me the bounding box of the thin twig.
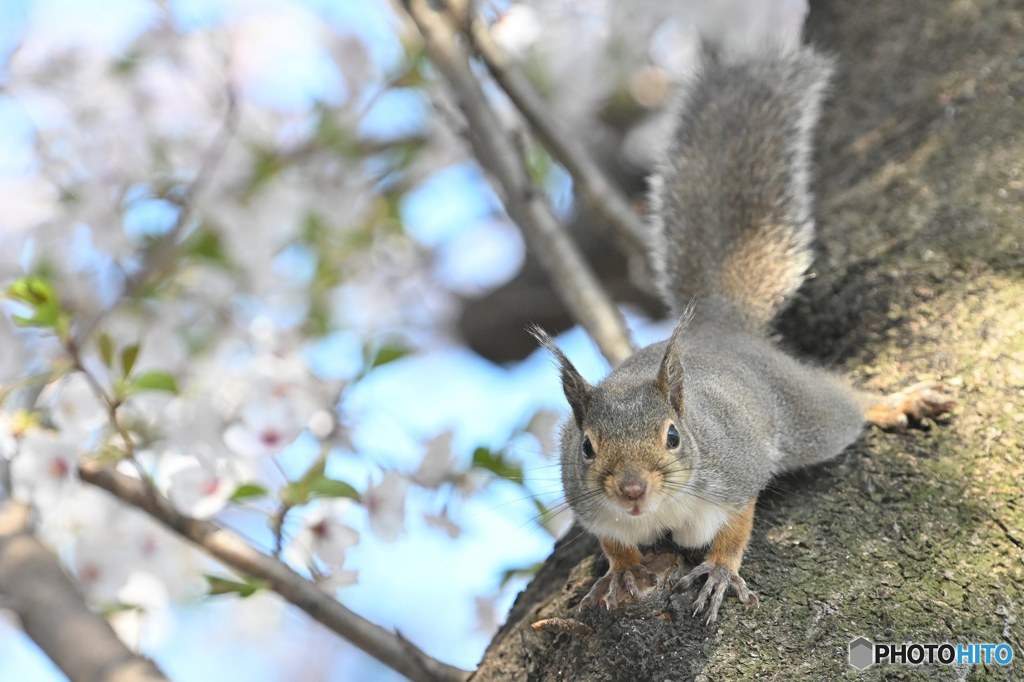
[449,2,650,264]
[0,501,170,682]
[531,617,592,635]
[401,0,633,364]
[270,501,293,558]
[63,339,156,496]
[78,462,470,682]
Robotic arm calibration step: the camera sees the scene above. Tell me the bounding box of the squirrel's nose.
[619,481,647,500]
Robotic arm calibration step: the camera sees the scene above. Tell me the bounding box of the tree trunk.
[474,0,1024,679]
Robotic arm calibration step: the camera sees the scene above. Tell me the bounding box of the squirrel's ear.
[655,311,691,416]
[528,325,593,428]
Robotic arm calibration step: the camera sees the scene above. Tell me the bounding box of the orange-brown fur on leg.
[601,538,642,572]
[705,499,755,573]
[678,499,759,623]
[578,539,661,610]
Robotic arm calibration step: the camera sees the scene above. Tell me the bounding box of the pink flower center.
[49,458,70,479]
[80,563,101,585]
[202,478,221,496]
[260,429,282,448]
[311,519,330,541]
[141,534,159,557]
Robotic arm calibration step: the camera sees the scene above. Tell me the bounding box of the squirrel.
[531,44,956,624]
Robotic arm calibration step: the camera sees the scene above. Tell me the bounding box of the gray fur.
[559,315,866,548]
[648,45,833,330]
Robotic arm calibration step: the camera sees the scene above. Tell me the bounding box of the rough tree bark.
[0,503,169,682]
[474,0,1024,679]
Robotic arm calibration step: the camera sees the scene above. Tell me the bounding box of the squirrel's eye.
[665,424,681,450]
[581,435,596,461]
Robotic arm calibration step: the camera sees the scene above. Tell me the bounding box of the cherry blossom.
[161,453,245,520]
[424,511,462,540]
[364,472,408,543]
[69,489,201,604]
[10,429,80,509]
[288,500,360,587]
[413,431,456,488]
[45,373,108,439]
[33,486,116,551]
[223,396,307,459]
[526,410,561,459]
[73,539,137,604]
[0,175,59,234]
[109,573,175,650]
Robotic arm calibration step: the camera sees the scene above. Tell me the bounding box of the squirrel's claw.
[896,381,957,422]
[867,381,957,430]
[678,562,758,624]
[579,564,658,610]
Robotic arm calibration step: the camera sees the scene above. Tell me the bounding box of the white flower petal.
[414,431,454,488]
[365,472,407,543]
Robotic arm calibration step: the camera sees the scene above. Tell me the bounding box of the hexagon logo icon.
[849,637,874,670]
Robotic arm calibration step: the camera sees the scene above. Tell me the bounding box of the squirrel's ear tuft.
[655,310,692,416]
[528,324,593,428]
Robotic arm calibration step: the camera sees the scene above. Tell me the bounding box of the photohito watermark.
[849,637,1014,670]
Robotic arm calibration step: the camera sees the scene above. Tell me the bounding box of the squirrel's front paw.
[677,562,758,624]
[579,564,658,610]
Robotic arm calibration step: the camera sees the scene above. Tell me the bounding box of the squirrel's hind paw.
[867,381,957,430]
[678,562,758,625]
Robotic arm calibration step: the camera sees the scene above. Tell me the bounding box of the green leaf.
[278,451,361,506]
[94,444,129,465]
[6,275,57,306]
[5,276,68,336]
[183,225,228,265]
[11,306,69,336]
[120,343,140,378]
[98,333,115,368]
[308,477,361,502]
[302,453,328,482]
[283,475,361,506]
[204,574,264,598]
[301,211,329,244]
[525,143,553,186]
[305,298,331,337]
[471,447,523,484]
[99,602,141,617]
[230,483,270,502]
[315,109,357,156]
[131,370,178,394]
[369,343,409,369]
[279,453,328,507]
[280,482,307,507]
[499,561,544,587]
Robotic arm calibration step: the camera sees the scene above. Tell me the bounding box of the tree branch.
[401,0,634,365]
[77,462,470,682]
[449,2,650,266]
[0,501,169,682]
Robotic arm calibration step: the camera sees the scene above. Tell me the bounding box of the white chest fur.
[582,490,731,549]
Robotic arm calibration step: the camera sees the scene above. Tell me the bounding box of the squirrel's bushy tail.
[648,45,833,331]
